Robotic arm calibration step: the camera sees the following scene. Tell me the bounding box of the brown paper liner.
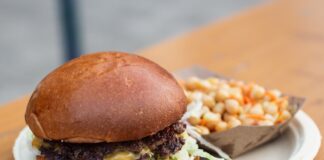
[175,66,304,158]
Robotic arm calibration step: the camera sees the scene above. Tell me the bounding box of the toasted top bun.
[25,52,187,143]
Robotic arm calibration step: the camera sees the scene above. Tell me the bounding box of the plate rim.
[289,110,321,160]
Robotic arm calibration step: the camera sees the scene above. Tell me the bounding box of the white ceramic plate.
[13,111,321,160]
[236,111,321,160]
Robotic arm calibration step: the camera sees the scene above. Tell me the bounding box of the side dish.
[181,77,291,135]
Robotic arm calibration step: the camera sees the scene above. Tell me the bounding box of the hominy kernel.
[228,118,242,128]
[229,87,243,102]
[188,116,201,125]
[219,82,230,90]
[190,91,203,101]
[249,104,264,115]
[278,99,289,112]
[241,118,257,126]
[186,77,200,90]
[205,121,217,131]
[201,106,211,114]
[202,95,216,108]
[242,84,252,95]
[196,80,212,91]
[186,93,194,103]
[243,104,252,112]
[258,120,274,126]
[250,84,265,99]
[215,88,230,101]
[223,113,238,122]
[264,114,276,122]
[268,89,282,99]
[212,102,226,114]
[202,112,221,122]
[194,125,210,135]
[281,110,292,120]
[208,92,216,99]
[225,99,241,114]
[215,121,228,132]
[207,78,219,85]
[263,102,278,115]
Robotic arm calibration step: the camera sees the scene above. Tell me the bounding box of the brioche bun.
[25,52,187,143]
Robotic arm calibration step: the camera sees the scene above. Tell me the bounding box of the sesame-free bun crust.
[25,52,186,143]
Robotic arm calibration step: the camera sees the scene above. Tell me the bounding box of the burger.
[23,52,221,160]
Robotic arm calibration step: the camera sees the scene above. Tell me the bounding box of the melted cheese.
[31,137,42,149]
[104,151,136,160]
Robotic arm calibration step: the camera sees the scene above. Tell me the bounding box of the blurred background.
[0,0,265,104]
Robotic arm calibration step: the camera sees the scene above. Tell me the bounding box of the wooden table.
[1,0,324,159]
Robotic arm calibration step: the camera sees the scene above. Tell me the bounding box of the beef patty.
[36,122,186,160]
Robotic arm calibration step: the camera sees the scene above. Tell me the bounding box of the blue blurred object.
[59,0,82,61]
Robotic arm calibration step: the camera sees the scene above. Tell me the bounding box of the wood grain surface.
[1,0,324,159]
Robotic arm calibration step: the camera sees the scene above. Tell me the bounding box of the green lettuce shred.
[171,133,223,160]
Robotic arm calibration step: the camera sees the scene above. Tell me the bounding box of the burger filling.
[32,122,221,160]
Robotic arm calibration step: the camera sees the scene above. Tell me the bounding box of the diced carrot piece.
[199,119,207,126]
[246,114,265,121]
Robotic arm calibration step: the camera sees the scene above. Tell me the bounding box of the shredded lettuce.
[171,133,223,160]
[26,127,35,141]
[181,101,204,121]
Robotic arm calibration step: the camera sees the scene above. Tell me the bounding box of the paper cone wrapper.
[175,66,304,158]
